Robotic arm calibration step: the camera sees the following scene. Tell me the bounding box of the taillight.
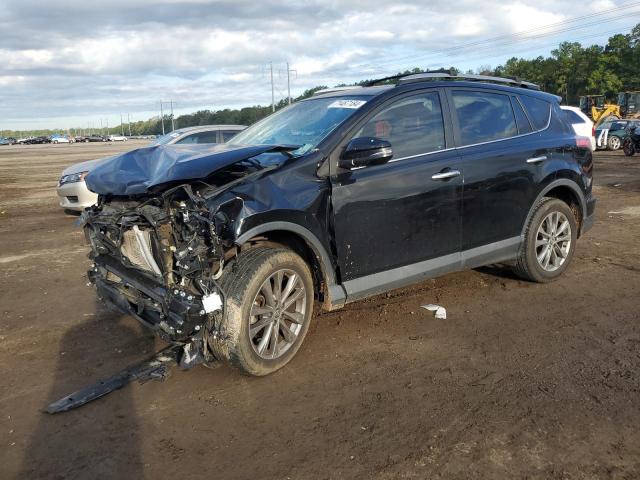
[591,125,595,137]
[576,137,592,149]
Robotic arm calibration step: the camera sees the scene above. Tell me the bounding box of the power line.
[363,6,640,71]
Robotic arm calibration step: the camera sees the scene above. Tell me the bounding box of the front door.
[330,90,463,298]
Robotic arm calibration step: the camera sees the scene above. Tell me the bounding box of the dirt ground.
[0,141,639,479]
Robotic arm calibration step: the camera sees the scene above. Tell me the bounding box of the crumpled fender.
[85,143,297,196]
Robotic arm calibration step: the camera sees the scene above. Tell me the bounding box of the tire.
[623,139,636,157]
[513,197,578,283]
[607,135,621,150]
[210,247,314,376]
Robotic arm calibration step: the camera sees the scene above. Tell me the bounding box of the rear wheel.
[209,247,314,376]
[607,135,621,150]
[623,138,636,156]
[513,198,577,283]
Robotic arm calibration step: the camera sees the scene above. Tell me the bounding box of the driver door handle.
[431,169,461,180]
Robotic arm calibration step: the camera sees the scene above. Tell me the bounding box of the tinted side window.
[175,131,218,144]
[221,130,239,142]
[519,95,551,130]
[352,92,445,159]
[452,91,517,145]
[512,97,532,134]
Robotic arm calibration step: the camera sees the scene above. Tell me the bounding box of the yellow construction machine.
[579,95,621,127]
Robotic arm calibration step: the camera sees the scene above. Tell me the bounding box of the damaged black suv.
[83,73,595,375]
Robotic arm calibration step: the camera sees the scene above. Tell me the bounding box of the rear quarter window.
[519,95,551,130]
[563,110,585,124]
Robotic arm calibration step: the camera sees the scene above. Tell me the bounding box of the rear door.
[330,89,463,287]
[448,88,556,255]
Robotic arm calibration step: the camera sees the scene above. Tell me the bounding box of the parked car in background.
[85,135,109,142]
[108,135,128,142]
[57,124,247,212]
[25,136,51,144]
[80,74,595,376]
[595,119,640,150]
[150,124,246,146]
[561,106,595,151]
[50,134,70,144]
[0,137,12,145]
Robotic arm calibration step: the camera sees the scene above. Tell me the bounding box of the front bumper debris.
[45,344,182,414]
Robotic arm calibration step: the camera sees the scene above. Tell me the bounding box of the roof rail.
[313,86,362,96]
[398,72,540,90]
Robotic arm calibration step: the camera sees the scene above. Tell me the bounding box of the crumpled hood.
[85,143,295,196]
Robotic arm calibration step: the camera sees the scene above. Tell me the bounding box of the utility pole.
[127,113,132,136]
[170,100,175,132]
[160,102,165,135]
[285,62,297,105]
[270,62,275,112]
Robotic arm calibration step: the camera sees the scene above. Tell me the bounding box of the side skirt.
[340,237,521,304]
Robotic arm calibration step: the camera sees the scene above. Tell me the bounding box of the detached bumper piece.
[45,344,182,414]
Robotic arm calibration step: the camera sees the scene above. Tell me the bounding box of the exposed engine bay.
[82,183,235,366]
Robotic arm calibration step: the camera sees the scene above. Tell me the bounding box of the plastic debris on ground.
[421,304,447,320]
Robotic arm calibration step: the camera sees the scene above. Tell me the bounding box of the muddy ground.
[0,142,639,479]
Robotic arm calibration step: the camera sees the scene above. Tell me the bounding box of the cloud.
[0,0,634,129]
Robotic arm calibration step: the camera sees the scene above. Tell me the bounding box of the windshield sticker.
[328,99,367,109]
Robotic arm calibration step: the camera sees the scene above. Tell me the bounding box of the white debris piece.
[202,292,223,313]
[421,304,447,320]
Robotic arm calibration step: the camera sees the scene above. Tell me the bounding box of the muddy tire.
[209,247,314,376]
[513,198,578,283]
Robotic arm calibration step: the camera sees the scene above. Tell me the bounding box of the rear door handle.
[526,155,548,164]
[431,169,461,180]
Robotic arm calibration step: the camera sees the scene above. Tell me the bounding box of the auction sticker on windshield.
[328,99,367,109]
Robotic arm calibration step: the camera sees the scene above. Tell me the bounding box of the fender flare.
[521,178,587,238]
[235,221,346,306]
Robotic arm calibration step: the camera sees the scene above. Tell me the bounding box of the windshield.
[149,131,182,146]
[230,95,372,155]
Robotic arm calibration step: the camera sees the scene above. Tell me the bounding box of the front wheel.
[210,247,314,376]
[513,198,578,283]
[623,138,636,156]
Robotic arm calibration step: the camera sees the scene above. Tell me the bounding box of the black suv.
[83,73,595,375]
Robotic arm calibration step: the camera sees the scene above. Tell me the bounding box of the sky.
[0,0,637,131]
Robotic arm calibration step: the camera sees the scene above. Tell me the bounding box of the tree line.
[4,23,639,138]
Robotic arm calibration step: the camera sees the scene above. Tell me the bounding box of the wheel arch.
[522,179,587,238]
[235,222,345,309]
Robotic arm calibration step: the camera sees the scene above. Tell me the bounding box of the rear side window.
[175,131,219,144]
[221,130,239,142]
[563,110,585,124]
[519,95,551,130]
[512,97,532,134]
[452,91,518,145]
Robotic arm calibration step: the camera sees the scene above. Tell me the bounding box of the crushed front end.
[82,185,229,367]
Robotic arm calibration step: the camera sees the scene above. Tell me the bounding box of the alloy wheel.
[248,269,308,360]
[535,211,572,272]
[609,136,621,150]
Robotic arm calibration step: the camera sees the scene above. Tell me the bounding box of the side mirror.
[338,137,393,169]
